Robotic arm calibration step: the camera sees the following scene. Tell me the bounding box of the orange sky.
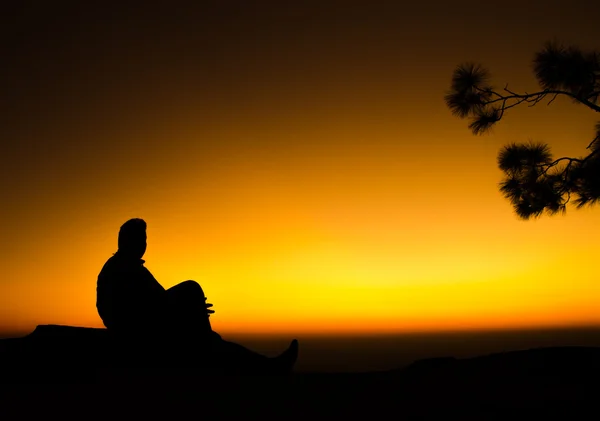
[1,1,599,337]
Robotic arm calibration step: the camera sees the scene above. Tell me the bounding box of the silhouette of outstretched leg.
[211,338,299,374]
[164,280,299,374]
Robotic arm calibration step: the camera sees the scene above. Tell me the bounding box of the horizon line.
[4,322,600,340]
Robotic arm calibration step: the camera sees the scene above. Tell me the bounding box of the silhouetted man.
[96,218,298,374]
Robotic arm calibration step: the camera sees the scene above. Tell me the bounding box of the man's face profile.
[138,233,147,258]
[134,232,147,259]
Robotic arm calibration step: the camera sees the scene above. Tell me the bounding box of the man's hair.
[118,218,147,249]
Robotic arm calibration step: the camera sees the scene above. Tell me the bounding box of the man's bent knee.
[167,280,204,295]
[179,280,205,296]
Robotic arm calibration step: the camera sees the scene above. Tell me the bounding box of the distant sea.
[4,326,600,373]
[224,326,600,372]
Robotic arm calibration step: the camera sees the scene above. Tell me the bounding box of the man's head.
[118,218,147,259]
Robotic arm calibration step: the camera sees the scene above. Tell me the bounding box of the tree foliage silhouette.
[445,41,600,219]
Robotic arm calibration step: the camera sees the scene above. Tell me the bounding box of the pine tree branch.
[587,135,600,150]
[481,86,600,112]
[447,42,600,219]
[536,149,599,174]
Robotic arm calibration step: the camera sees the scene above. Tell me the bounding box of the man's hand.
[205,300,215,315]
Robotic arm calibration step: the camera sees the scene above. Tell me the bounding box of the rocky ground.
[2,326,600,419]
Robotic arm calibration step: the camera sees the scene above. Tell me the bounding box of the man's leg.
[209,338,299,375]
[165,280,299,374]
[165,280,213,338]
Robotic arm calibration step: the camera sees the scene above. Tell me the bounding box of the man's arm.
[98,265,167,331]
